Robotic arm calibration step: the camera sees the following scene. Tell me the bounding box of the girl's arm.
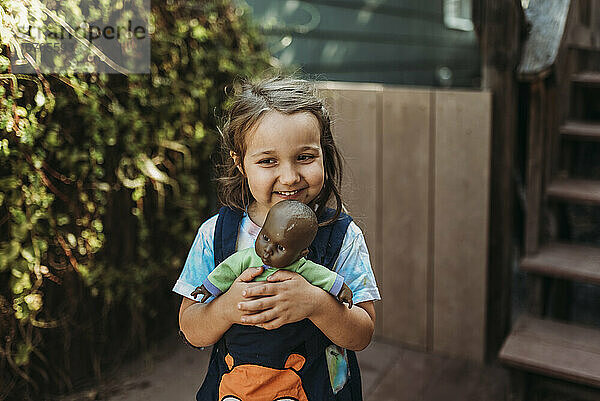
[179,266,265,347]
[237,270,375,351]
[311,293,374,351]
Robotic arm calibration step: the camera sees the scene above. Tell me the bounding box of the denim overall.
[195,206,363,401]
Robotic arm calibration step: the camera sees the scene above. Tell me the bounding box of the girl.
[173,76,381,401]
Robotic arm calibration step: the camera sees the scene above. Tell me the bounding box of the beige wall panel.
[381,88,431,348]
[319,86,383,336]
[432,91,491,362]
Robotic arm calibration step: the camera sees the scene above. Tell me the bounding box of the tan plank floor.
[58,335,510,401]
[359,341,508,401]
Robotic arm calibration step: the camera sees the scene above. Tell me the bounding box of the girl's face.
[241,111,325,225]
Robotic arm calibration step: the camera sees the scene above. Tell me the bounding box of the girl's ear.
[300,248,309,258]
[230,151,245,176]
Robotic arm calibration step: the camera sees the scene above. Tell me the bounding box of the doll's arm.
[295,261,353,308]
[190,284,211,303]
[191,252,247,301]
[197,263,238,298]
[337,283,353,309]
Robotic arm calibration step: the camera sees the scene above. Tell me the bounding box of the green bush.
[0,1,270,399]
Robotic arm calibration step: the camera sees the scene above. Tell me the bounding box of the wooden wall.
[319,82,492,362]
[244,0,480,87]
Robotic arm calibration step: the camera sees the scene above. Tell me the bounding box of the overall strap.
[308,208,352,270]
[196,206,244,401]
[214,206,244,265]
[307,209,363,401]
[180,207,243,354]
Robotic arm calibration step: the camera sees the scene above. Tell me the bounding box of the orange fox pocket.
[219,353,309,401]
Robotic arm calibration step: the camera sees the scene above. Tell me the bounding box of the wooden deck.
[60,335,509,401]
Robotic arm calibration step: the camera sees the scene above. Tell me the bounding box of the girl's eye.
[277,244,285,252]
[263,235,269,242]
[258,158,276,165]
[298,154,315,162]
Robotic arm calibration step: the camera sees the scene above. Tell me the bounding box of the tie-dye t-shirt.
[173,213,381,305]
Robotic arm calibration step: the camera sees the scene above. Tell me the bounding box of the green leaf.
[24,293,42,311]
[67,233,77,248]
[0,56,10,72]
[11,223,29,242]
[15,107,27,117]
[0,241,21,271]
[34,91,45,107]
[20,248,35,263]
[15,342,32,366]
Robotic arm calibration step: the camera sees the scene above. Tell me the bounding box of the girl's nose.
[278,163,301,185]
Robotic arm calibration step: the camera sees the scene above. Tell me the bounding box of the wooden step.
[547,179,600,205]
[499,315,600,388]
[572,72,600,86]
[521,243,600,285]
[560,121,600,141]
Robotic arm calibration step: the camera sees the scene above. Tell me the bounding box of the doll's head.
[217,76,344,224]
[255,200,318,268]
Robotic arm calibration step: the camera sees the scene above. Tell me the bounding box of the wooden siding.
[432,90,491,361]
[244,0,480,87]
[319,82,491,362]
[381,88,431,349]
[320,85,383,336]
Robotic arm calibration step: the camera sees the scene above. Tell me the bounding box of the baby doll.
[191,200,353,308]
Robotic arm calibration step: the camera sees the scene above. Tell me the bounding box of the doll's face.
[255,207,312,268]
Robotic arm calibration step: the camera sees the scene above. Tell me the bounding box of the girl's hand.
[219,266,267,325]
[237,270,323,330]
[178,266,267,348]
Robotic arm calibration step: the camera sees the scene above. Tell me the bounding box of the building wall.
[244,0,480,87]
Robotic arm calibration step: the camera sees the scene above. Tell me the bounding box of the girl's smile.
[273,188,306,201]
[241,111,325,225]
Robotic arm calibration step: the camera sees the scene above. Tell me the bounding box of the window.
[443,0,474,31]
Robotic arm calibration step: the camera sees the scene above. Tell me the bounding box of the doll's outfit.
[173,207,381,401]
[201,247,345,299]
